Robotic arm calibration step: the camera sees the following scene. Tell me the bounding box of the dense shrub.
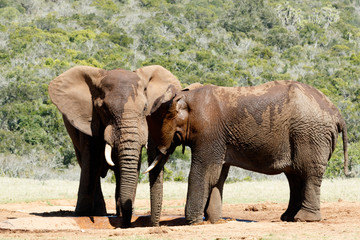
[0,0,359,180]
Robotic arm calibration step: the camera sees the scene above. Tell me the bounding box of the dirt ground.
[0,199,359,239]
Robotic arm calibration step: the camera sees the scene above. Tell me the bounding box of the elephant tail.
[339,120,349,177]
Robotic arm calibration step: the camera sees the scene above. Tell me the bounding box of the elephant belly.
[223,145,291,175]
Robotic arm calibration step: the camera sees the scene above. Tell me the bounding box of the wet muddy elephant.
[147,80,349,224]
[48,65,181,227]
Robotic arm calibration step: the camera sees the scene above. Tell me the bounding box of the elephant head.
[145,83,203,171]
[48,65,181,227]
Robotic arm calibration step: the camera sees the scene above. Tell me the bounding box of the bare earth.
[0,199,359,239]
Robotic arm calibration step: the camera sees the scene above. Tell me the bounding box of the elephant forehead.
[102,69,143,101]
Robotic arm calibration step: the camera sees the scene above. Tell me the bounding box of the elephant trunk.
[115,120,145,228]
[117,145,141,227]
[103,117,146,227]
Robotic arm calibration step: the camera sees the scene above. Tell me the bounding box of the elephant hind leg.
[75,134,107,216]
[282,172,323,222]
[75,174,107,216]
[281,173,302,222]
[294,175,323,222]
[290,140,329,222]
[93,177,107,216]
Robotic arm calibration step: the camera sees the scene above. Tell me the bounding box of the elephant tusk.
[143,155,162,174]
[105,144,115,166]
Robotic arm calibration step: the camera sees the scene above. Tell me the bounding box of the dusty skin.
[0,199,359,239]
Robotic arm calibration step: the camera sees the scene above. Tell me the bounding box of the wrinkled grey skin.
[48,65,181,227]
[148,81,349,224]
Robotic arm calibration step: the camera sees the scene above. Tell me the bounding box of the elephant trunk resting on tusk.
[105,144,115,166]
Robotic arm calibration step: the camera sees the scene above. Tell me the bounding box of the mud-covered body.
[186,81,345,175]
[150,80,348,224]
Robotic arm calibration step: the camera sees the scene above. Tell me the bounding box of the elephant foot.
[121,221,131,228]
[75,208,107,216]
[93,209,107,216]
[204,216,221,224]
[280,207,301,222]
[75,203,107,216]
[75,195,107,216]
[120,209,133,228]
[74,211,88,217]
[280,212,294,222]
[186,217,204,225]
[294,208,321,222]
[150,215,161,227]
[120,212,131,228]
[204,213,221,224]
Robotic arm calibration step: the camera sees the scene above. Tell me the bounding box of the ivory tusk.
[143,155,162,174]
[105,144,115,166]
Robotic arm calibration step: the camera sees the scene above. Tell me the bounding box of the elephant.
[146,80,349,224]
[48,65,181,227]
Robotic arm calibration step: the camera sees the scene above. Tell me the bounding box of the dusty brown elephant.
[147,80,349,224]
[48,65,181,227]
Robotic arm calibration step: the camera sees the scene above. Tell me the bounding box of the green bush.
[299,22,325,45]
[265,26,299,50]
[109,32,134,47]
[0,6,20,20]
[1,0,359,179]
[91,0,119,13]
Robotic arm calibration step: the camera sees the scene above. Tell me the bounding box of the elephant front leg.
[185,157,223,225]
[149,165,163,226]
[185,174,208,224]
[148,139,164,227]
[204,165,230,223]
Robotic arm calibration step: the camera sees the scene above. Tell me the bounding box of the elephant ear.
[48,66,105,136]
[183,82,203,91]
[149,85,177,115]
[135,65,182,116]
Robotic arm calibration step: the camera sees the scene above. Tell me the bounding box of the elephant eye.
[143,103,148,112]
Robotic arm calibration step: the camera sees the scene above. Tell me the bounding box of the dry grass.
[0,177,79,203]
[222,178,360,203]
[0,177,359,204]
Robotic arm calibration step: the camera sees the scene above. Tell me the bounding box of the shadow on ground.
[30,211,255,229]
